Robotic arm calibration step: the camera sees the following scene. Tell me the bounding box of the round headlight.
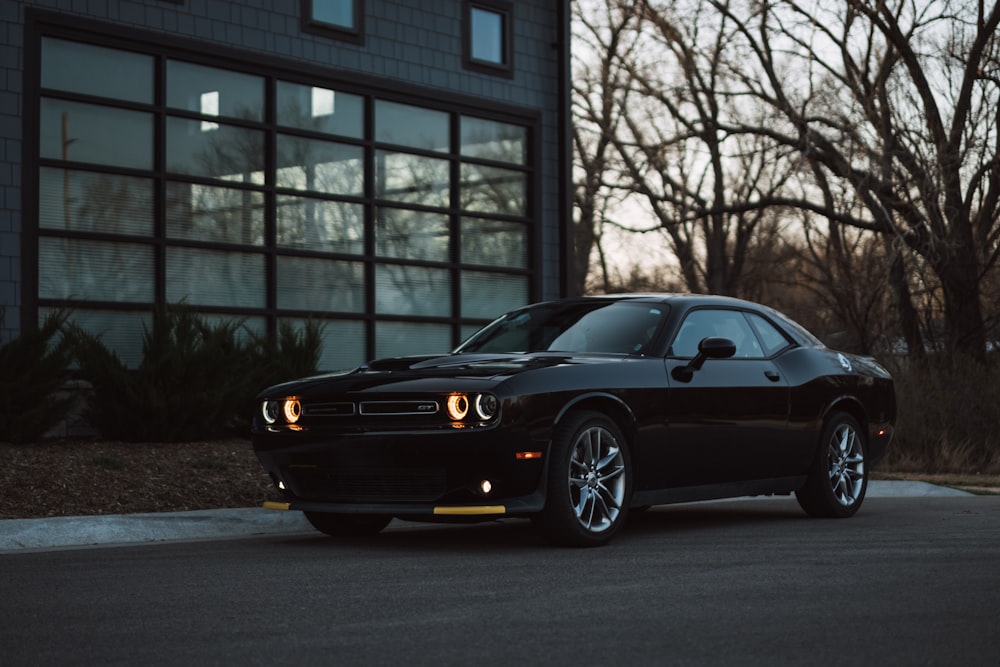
[261,400,279,424]
[283,398,302,424]
[475,393,499,420]
[446,394,469,420]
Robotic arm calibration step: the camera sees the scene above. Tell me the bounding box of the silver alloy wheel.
[827,421,865,506]
[568,424,627,533]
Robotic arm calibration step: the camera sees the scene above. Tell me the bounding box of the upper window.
[303,0,364,44]
[464,1,513,76]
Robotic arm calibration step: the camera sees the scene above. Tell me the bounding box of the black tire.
[536,410,632,547]
[304,512,393,537]
[796,412,868,518]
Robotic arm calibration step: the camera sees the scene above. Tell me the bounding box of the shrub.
[0,310,76,443]
[884,354,1000,474]
[67,309,324,442]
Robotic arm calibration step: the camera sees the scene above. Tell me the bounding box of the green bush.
[67,309,324,442]
[884,354,1000,474]
[0,310,76,444]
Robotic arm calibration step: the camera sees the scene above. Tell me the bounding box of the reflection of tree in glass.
[377,152,450,208]
[40,169,153,303]
[459,163,525,216]
[376,208,449,261]
[277,196,363,254]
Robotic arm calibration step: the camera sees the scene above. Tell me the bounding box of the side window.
[669,309,764,359]
[747,312,793,357]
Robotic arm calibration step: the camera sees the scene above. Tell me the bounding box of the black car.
[252,294,895,546]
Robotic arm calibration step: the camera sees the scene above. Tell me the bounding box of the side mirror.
[671,336,736,382]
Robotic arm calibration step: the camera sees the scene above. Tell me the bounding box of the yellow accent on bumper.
[263,501,291,511]
[433,505,506,516]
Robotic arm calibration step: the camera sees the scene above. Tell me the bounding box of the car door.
[660,308,793,487]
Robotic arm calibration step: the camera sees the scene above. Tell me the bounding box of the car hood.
[258,352,622,398]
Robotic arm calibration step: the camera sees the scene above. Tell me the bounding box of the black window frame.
[302,0,365,45]
[463,0,514,78]
[23,11,541,369]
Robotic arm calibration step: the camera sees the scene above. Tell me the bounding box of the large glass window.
[34,37,534,370]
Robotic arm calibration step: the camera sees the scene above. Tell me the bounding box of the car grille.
[285,466,448,502]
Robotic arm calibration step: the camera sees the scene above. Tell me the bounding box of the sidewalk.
[0,481,972,553]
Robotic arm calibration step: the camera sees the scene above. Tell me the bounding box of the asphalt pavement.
[0,481,973,553]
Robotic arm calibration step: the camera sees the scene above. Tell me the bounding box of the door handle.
[764,370,781,382]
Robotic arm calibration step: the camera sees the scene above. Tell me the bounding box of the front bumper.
[252,424,548,516]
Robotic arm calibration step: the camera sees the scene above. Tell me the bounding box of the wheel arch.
[822,396,869,434]
[553,393,638,451]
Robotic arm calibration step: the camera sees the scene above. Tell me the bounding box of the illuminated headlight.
[475,393,499,420]
[261,398,301,425]
[446,394,470,421]
[445,393,499,423]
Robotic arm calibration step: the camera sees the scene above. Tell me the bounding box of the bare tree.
[708,0,1000,356]
[572,0,643,295]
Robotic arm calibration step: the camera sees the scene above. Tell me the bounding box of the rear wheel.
[796,412,868,518]
[304,512,393,537]
[537,410,631,547]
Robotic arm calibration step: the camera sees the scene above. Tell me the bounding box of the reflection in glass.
[39,238,153,302]
[166,247,265,307]
[166,182,264,245]
[311,0,356,28]
[461,271,527,318]
[375,321,451,358]
[376,151,450,207]
[460,164,525,215]
[470,7,504,64]
[375,101,449,152]
[42,308,150,368]
[166,61,264,122]
[42,38,152,103]
[376,208,450,261]
[375,265,451,316]
[277,257,364,312]
[40,99,152,169]
[277,195,364,254]
[461,217,527,268]
[39,168,153,235]
[166,117,265,184]
[281,318,365,372]
[461,117,525,164]
[276,135,363,195]
[276,81,363,138]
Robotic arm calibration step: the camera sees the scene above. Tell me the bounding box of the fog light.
[480,480,493,495]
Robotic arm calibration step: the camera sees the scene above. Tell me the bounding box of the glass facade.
[35,36,533,369]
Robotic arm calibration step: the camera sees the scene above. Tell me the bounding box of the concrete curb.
[0,507,311,553]
[0,481,972,553]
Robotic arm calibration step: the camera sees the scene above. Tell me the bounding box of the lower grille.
[285,466,447,502]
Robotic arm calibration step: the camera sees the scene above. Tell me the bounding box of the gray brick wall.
[1,0,566,341]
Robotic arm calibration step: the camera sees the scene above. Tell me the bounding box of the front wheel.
[536,410,632,547]
[304,512,393,537]
[796,412,868,518]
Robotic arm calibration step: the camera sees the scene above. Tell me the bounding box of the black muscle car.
[251,294,895,546]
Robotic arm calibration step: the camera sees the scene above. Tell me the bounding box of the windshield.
[455,300,669,355]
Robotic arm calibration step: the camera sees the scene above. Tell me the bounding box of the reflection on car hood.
[258,352,618,397]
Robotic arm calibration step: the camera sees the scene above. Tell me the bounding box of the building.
[0,0,571,369]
